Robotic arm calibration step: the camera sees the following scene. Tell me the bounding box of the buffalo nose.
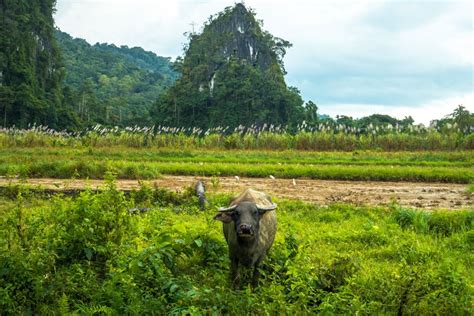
[239,224,252,234]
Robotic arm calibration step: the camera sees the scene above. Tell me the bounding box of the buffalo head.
[214,201,277,240]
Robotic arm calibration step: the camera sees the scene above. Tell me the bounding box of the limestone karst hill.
[152,3,305,128]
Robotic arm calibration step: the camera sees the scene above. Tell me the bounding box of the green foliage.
[393,206,473,236]
[52,172,133,266]
[130,181,198,208]
[0,188,472,314]
[55,30,177,127]
[432,105,474,135]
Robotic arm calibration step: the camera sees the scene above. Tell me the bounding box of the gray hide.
[215,188,277,288]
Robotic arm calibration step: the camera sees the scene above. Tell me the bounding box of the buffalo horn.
[218,205,238,212]
[256,203,277,211]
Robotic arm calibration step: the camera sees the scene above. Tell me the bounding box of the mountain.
[0,0,75,129]
[151,3,305,128]
[55,30,178,126]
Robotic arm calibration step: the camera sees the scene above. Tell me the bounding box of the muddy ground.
[1,176,471,210]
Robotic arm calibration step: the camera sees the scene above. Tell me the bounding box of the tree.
[304,100,318,125]
[450,105,473,133]
[336,115,354,127]
[429,105,473,134]
[401,116,414,127]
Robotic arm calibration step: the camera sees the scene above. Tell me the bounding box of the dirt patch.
[0,176,471,210]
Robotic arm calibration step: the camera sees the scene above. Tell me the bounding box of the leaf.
[170,284,178,293]
[194,239,203,247]
[84,248,93,260]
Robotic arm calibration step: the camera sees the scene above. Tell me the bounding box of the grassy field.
[0,181,472,314]
[1,129,472,313]
[1,147,473,183]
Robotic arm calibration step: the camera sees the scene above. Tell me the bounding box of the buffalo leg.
[252,261,261,288]
[231,256,240,289]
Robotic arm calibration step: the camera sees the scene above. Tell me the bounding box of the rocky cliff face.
[184,3,288,94]
[203,3,272,71]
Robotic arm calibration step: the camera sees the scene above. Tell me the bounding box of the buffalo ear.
[214,213,234,223]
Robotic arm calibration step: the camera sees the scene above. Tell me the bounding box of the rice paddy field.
[1,148,473,183]
[0,127,473,314]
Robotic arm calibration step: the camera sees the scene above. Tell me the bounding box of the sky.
[54,0,473,125]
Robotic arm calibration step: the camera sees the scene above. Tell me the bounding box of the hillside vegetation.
[56,30,177,127]
[0,0,70,129]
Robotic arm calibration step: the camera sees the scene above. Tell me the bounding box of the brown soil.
[1,176,471,210]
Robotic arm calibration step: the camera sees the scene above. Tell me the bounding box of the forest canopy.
[56,30,177,127]
[0,0,69,129]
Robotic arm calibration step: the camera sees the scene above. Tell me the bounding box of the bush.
[393,206,473,236]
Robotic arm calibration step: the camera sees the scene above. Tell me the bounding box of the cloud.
[54,0,473,124]
[55,0,183,56]
[319,92,473,126]
[287,65,472,103]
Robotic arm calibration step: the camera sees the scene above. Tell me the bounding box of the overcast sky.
[55,0,473,125]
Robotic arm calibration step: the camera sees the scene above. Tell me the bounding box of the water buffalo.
[214,189,277,288]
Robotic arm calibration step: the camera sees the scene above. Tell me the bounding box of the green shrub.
[393,207,473,236]
[52,173,133,268]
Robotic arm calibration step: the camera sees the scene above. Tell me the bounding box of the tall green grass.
[0,182,472,314]
[467,183,474,194]
[393,206,473,236]
[1,127,473,151]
